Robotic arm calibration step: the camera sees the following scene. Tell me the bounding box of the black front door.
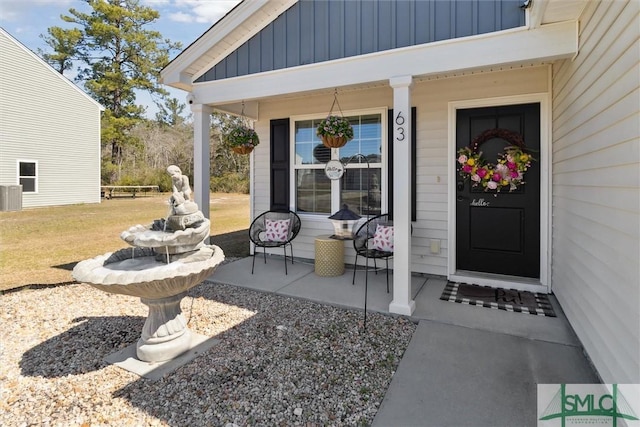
[456,103,540,278]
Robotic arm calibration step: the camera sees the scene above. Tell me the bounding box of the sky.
[0,0,241,118]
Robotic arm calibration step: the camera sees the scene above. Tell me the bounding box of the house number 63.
[395,111,406,142]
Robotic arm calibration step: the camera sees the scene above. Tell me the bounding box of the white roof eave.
[529,0,588,28]
[162,0,586,96]
[189,20,578,107]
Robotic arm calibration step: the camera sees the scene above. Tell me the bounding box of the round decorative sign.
[324,159,345,180]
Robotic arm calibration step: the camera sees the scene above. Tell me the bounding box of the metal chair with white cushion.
[249,210,301,275]
[352,214,394,293]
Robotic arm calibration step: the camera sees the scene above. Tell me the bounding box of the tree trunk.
[111,140,122,165]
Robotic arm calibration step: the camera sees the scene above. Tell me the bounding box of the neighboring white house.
[161,0,640,383]
[0,28,103,209]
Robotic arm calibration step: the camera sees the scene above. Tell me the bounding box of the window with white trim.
[293,111,384,216]
[18,160,38,193]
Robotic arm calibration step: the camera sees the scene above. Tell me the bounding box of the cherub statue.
[167,165,197,215]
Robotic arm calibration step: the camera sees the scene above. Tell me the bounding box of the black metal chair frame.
[352,213,394,293]
[249,210,302,275]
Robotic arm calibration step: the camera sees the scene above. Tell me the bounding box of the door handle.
[456,180,467,201]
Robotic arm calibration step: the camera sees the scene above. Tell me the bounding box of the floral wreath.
[457,128,534,192]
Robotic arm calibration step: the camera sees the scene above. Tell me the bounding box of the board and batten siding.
[0,30,102,208]
[551,0,640,383]
[197,0,525,83]
[250,65,548,276]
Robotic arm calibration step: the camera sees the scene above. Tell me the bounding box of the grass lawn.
[0,193,250,292]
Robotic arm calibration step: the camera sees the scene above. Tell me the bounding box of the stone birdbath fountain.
[73,166,224,377]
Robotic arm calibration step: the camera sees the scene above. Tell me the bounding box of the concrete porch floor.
[208,255,599,427]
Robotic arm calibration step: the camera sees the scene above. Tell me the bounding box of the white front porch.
[210,256,574,344]
[194,64,555,316]
[183,19,577,319]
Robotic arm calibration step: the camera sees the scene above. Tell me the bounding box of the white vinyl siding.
[0,29,102,208]
[251,66,549,274]
[551,0,640,383]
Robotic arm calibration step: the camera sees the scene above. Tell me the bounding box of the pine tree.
[155,97,187,127]
[44,0,181,175]
[38,27,83,74]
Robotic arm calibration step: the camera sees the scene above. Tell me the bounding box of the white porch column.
[190,102,212,220]
[389,75,416,316]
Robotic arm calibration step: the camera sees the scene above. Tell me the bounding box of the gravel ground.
[0,268,416,426]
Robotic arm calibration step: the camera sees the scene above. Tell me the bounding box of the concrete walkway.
[209,256,599,427]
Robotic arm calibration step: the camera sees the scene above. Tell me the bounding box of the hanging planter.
[225,102,259,155]
[316,90,354,149]
[226,124,259,155]
[320,133,348,149]
[232,145,254,155]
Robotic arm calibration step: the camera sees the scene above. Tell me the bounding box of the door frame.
[447,93,552,293]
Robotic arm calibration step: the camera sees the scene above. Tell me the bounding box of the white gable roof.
[161,0,587,93]
[161,0,296,91]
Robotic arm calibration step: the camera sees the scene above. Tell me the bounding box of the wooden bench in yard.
[101,185,160,199]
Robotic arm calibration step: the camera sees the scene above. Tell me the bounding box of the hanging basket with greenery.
[316,115,354,148]
[316,90,354,149]
[225,124,259,155]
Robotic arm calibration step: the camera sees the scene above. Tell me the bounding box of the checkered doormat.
[440,282,556,317]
